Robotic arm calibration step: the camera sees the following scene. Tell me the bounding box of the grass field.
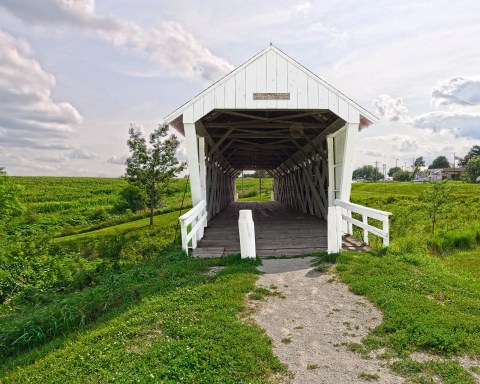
[9,176,191,237]
[326,181,480,383]
[1,177,479,383]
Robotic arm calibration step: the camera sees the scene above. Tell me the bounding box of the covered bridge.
[165,45,391,256]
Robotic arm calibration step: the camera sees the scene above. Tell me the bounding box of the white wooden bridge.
[165,45,391,257]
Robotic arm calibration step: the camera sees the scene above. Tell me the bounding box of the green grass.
[314,181,480,383]
[3,177,480,383]
[236,177,273,200]
[1,253,285,382]
[56,210,182,243]
[9,176,191,236]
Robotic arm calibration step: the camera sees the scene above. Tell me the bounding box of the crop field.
[9,176,191,236]
[1,177,479,383]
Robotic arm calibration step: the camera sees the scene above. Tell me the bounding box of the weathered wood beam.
[207,127,234,157]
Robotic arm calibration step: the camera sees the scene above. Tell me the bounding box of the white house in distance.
[165,45,391,256]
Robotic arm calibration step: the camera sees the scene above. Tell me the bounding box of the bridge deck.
[193,201,369,258]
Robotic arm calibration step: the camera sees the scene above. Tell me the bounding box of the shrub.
[115,185,147,213]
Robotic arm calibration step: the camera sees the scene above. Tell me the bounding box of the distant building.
[430,167,464,181]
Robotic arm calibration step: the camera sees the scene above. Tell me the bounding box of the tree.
[414,156,425,167]
[388,166,402,177]
[393,170,412,182]
[0,168,25,221]
[464,156,480,183]
[420,182,452,235]
[352,165,384,180]
[115,184,147,213]
[428,156,450,169]
[125,124,185,225]
[253,170,268,195]
[460,145,480,166]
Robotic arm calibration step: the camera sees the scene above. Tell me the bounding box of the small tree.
[428,156,450,169]
[125,124,185,225]
[393,170,412,182]
[353,165,384,180]
[388,166,402,177]
[464,156,480,183]
[414,156,425,167]
[115,184,147,213]
[420,182,452,235]
[459,145,480,166]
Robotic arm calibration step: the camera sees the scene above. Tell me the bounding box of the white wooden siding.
[177,48,368,124]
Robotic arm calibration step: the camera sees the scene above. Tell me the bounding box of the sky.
[0,0,479,176]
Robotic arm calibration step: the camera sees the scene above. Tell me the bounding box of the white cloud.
[309,23,348,41]
[107,154,127,165]
[295,1,312,16]
[175,146,188,162]
[363,150,383,157]
[413,111,480,139]
[373,94,409,122]
[431,77,480,108]
[0,0,233,81]
[0,29,81,148]
[69,149,95,159]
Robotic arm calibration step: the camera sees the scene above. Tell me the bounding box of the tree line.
[353,145,480,183]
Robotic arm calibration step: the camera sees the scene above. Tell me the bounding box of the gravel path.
[251,257,404,384]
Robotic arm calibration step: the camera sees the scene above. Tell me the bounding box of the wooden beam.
[207,127,234,157]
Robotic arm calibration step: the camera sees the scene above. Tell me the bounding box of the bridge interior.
[193,201,369,257]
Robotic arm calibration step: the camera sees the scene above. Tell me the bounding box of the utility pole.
[396,159,399,168]
[383,163,386,181]
[374,161,379,182]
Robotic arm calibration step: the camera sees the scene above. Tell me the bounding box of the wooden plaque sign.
[253,93,290,100]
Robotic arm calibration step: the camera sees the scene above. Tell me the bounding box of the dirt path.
[251,257,404,384]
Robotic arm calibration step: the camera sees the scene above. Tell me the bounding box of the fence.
[179,199,207,253]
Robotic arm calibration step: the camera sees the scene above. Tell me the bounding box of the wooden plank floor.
[192,202,371,258]
[193,201,328,258]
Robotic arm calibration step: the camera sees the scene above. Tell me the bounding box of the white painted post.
[339,122,359,203]
[382,218,390,247]
[363,214,369,244]
[198,136,207,203]
[180,219,188,253]
[184,123,203,207]
[347,210,353,235]
[327,135,335,207]
[327,206,342,253]
[238,210,256,258]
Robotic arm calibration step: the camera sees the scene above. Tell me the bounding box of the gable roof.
[165,45,378,135]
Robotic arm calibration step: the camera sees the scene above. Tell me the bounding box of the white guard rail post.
[334,199,392,247]
[179,200,208,254]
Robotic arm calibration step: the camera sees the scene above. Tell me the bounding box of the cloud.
[432,77,480,108]
[309,22,349,41]
[175,146,188,162]
[413,111,480,139]
[363,150,383,157]
[394,137,418,152]
[69,149,95,159]
[373,94,409,122]
[0,0,233,81]
[107,154,127,165]
[0,29,81,149]
[295,1,312,16]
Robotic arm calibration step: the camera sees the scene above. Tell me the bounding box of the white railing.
[179,200,208,253]
[335,199,392,247]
